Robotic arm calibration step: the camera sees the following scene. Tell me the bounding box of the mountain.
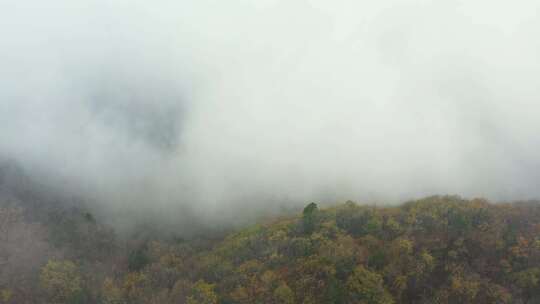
[2,186,540,303]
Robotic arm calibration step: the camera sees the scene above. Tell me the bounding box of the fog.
[1,0,540,229]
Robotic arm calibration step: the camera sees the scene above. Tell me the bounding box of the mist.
[2,0,540,230]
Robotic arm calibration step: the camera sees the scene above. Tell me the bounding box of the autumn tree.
[40,260,83,304]
[346,265,394,304]
[187,280,218,304]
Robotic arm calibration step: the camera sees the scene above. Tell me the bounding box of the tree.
[40,260,82,304]
[302,203,319,234]
[0,206,54,303]
[187,280,218,304]
[0,289,13,303]
[346,265,394,304]
[101,278,124,304]
[128,246,150,272]
[122,272,149,303]
[336,205,382,237]
[273,282,295,304]
[0,207,22,243]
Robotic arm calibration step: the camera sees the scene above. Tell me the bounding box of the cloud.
[1,0,540,229]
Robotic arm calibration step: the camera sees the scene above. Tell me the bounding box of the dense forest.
[2,162,540,304]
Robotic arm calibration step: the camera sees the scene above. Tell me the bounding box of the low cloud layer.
[2,0,540,229]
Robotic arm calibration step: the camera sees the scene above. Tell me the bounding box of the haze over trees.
[2,162,540,303]
[2,1,540,303]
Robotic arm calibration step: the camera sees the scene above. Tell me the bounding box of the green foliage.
[128,246,150,272]
[336,203,382,237]
[302,202,319,234]
[513,267,540,289]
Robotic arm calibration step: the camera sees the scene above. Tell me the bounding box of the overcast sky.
[1,0,540,227]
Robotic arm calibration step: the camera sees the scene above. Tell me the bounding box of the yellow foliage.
[0,289,13,303]
[39,260,82,304]
[274,282,295,304]
[102,278,124,304]
[188,280,218,304]
[122,272,148,301]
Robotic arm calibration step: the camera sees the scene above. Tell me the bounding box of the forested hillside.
[3,165,540,304]
[4,0,540,303]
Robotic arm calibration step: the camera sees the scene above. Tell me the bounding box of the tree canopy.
[3,196,540,303]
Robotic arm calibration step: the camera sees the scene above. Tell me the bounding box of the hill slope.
[3,194,540,303]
